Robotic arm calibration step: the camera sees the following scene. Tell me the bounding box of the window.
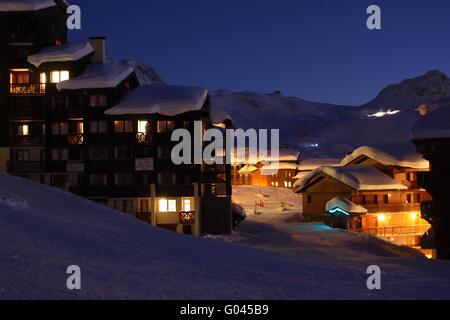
[115,146,133,160]
[361,195,366,204]
[90,121,107,133]
[90,147,108,160]
[51,149,68,161]
[9,71,29,84]
[406,194,412,204]
[14,150,30,161]
[69,122,84,134]
[40,73,46,84]
[50,70,69,83]
[89,94,107,107]
[138,120,148,133]
[114,120,133,133]
[136,173,150,186]
[406,173,412,182]
[183,198,192,212]
[17,124,29,136]
[52,122,68,135]
[307,195,312,204]
[51,96,69,109]
[90,174,108,187]
[157,120,175,133]
[114,173,133,186]
[158,173,176,185]
[157,146,171,159]
[383,194,389,204]
[159,199,177,212]
[114,200,133,213]
[373,195,378,205]
[415,193,421,203]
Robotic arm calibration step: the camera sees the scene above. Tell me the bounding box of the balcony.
[10,107,44,120]
[8,161,45,173]
[10,84,46,96]
[136,132,154,145]
[355,225,430,237]
[179,211,195,225]
[359,202,420,213]
[67,133,84,145]
[10,135,44,146]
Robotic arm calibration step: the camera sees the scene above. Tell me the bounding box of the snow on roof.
[411,106,450,140]
[299,158,342,171]
[0,0,57,11]
[260,162,298,175]
[326,197,368,214]
[292,172,309,180]
[105,85,208,116]
[209,103,233,124]
[28,42,94,67]
[294,165,407,192]
[340,144,428,170]
[238,164,258,174]
[57,63,134,90]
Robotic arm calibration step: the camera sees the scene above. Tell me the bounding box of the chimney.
[89,36,106,64]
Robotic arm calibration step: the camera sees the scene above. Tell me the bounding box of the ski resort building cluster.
[0,0,233,236]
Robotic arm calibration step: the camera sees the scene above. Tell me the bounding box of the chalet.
[232,148,299,188]
[0,0,233,236]
[295,144,433,252]
[293,157,341,181]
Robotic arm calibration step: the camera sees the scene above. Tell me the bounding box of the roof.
[28,41,94,67]
[411,106,450,140]
[0,0,60,12]
[238,164,258,174]
[298,158,341,171]
[105,85,208,116]
[326,197,367,214]
[340,144,428,170]
[260,162,298,176]
[57,63,134,90]
[294,165,407,192]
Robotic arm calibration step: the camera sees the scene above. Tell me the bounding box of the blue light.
[328,207,349,216]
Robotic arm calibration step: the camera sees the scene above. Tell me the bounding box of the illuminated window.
[18,124,29,136]
[52,122,68,135]
[114,120,133,133]
[183,199,192,212]
[157,120,175,133]
[40,72,46,83]
[159,199,177,212]
[138,120,148,133]
[50,70,70,83]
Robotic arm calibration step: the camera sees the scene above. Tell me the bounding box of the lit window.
[50,70,70,83]
[183,199,191,212]
[40,72,46,83]
[138,120,148,133]
[18,124,29,136]
[159,199,177,212]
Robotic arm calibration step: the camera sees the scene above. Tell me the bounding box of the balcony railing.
[10,84,46,95]
[10,135,44,146]
[355,225,430,237]
[67,133,84,145]
[179,211,195,225]
[136,132,153,144]
[358,203,420,213]
[7,161,45,173]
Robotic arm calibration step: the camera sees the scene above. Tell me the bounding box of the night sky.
[69,0,450,106]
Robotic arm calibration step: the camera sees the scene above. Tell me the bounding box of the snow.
[27,42,94,67]
[294,165,408,192]
[340,144,429,169]
[57,63,134,90]
[326,197,367,214]
[115,59,164,86]
[260,162,298,176]
[298,158,342,171]
[1,176,450,299]
[411,106,450,140]
[238,164,258,174]
[105,85,208,116]
[0,0,56,11]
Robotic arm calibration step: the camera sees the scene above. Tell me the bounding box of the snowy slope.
[2,175,450,299]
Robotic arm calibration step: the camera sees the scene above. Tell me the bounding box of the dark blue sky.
[69,0,450,106]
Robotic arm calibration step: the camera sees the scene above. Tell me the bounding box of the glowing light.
[410,212,418,221]
[377,214,386,222]
[367,109,401,118]
[328,207,349,216]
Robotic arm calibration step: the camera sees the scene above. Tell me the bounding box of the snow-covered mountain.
[363,70,450,110]
[119,59,165,86]
[209,70,450,157]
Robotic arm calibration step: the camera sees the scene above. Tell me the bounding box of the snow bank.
[0,192,27,209]
[326,197,367,214]
[411,106,450,140]
[0,0,56,11]
[105,85,208,116]
[28,42,94,67]
[340,144,428,169]
[294,165,408,192]
[57,64,134,90]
